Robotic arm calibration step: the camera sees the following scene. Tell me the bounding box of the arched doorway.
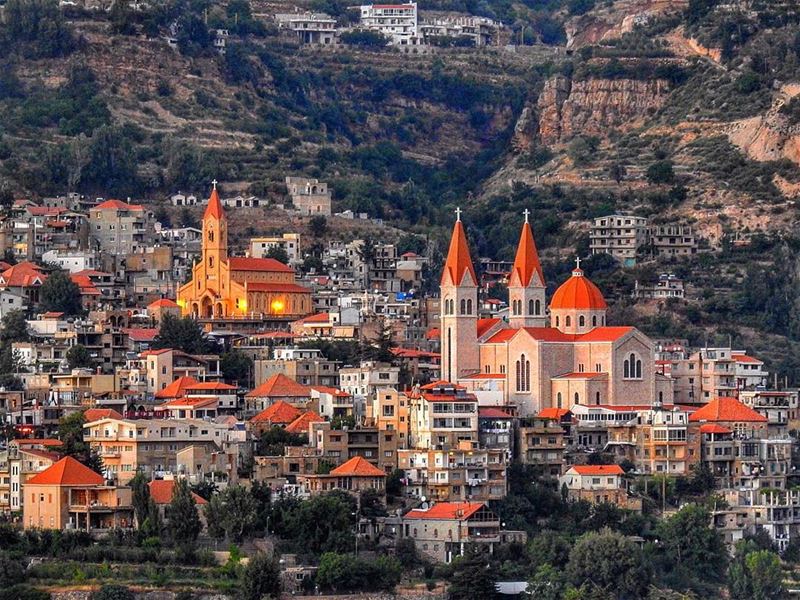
[214,302,225,318]
[201,297,213,318]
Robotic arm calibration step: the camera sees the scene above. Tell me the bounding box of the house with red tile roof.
[147,298,181,325]
[300,456,387,497]
[23,456,134,531]
[249,400,304,436]
[245,373,311,414]
[285,410,325,435]
[0,262,46,304]
[89,199,154,256]
[400,502,510,563]
[561,464,640,512]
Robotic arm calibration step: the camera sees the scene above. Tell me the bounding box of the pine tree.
[166,479,201,545]
[447,545,497,600]
[39,270,83,315]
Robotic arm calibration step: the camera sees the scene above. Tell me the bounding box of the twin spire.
[442,207,544,288]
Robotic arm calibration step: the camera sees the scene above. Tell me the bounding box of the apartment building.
[398,442,507,502]
[408,381,478,450]
[254,347,340,389]
[665,348,767,405]
[310,422,399,473]
[89,199,155,256]
[339,362,400,416]
[359,2,418,44]
[632,274,685,300]
[739,390,798,426]
[732,352,768,390]
[650,225,697,258]
[589,214,649,266]
[141,349,221,396]
[249,233,302,266]
[0,439,62,512]
[84,417,242,485]
[560,465,641,511]
[275,12,337,45]
[368,388,411,448]
[517,416,565,477]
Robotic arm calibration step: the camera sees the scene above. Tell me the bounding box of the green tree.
[0,310,29,344]
[39,270,82,315]
[361,317,395,363]
[239,551,281,600]
[655,505,727,586]
[646,160,675,184]
[447,545,497,600]
[90,585,134,600]
[395,538,418,569]
[567,528,652,599]
[339,30,388,47]
[153,314,213,354]
[66,344,92,369]
[0,552,25,587]
[57,411,104,474]
[205,485,259,543]
[220,349,253,386]
[270,491,355,555]
[166,479,201,545]
[177,13,211,56]
[82,125,139,195]
[309,215,328,237]
[265,246,290,264]
[527,563,565,600]
[130,471,151,527]
[1,0,76,58]
[729,541,786,600]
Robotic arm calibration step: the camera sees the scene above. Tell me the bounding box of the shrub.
[339,30,387,47]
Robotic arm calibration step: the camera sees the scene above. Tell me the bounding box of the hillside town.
[0,181,797,598]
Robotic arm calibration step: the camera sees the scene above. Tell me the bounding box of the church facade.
[441,212,672,416]
[177,187,312,319]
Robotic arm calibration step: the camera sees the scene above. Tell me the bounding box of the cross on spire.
[455,206,462,222]
[523,208,530,224]
[211,179,218,190]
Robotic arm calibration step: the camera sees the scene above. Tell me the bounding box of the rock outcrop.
[536,76,669,145]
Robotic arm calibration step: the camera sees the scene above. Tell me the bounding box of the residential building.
[249,233,302,267]
[285,176,332,216]
[245,374,312,414]
[275,12,337,44]
[589,214,649,266]
[299,456,386,497]
[254,347,340,389]
[359,3,418,44]
[517,416,565,477]
[408,381,478,451]
[633,274,685,300]
[89,199,155,256]
[649,224,697,258]
[560,465,641,511]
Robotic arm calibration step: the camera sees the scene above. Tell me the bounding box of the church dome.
[549,268,607,311]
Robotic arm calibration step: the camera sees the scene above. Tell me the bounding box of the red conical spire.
[511,214,544,287]
[441,208,477,286]
[203,181,224,220]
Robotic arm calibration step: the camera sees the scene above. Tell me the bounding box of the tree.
[81,126,139,195]
[166,479,201,545]
[646,160,675,184]
[316,552,401,593]
[395,538,418,569]
[527,563,566,600]
[655,505,727,586]
[566,528,651,599]
[153,314,213,354]
[309,215,328,237]
[204,485,258,543]
[447,545,497,600]
[729,541,786,600]
[130,471,151,527]
[339,30,388,47]
[609,162,627,184]
[90,585,134,600]
[66,344,92,369]
[265,246,289,264]
[39,270,82,315]
[176,13,212,56]
[0,310,29,344]
[1,0,76,58]
[0,552,25,587]
[270,491,355,555]
[220,349,253,386]
[57,411,104,474]
[361,317,395,363]
[239,552,281,600]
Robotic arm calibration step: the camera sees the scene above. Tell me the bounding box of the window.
[574,392,580,405]
[595,391,600,405]
[592,315,597,327]
[515,354,530,392]
[555,316,560,327]
[623,353,642,379]
[565,315,571,327]
[535,299,541,315]
[579,315,585,327]
[557,392,562,408]
[466,299,472,315]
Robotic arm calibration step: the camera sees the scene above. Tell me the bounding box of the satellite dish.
[421,502,429,510]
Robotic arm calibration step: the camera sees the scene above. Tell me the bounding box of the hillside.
[2,0,800,378]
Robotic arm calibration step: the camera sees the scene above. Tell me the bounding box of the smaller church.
[177,186,312,319]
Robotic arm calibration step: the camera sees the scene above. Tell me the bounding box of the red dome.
[549,269,607,310]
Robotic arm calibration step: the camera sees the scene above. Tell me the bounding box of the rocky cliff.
[536,75,670,145]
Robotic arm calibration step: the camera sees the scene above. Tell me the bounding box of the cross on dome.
[455,206,462,222]
[523,208,530,224]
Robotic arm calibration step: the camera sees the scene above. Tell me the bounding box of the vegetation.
[39,270,83,315]
[166,479,202,546]
[66,344,92,369]
[153,314,215,354]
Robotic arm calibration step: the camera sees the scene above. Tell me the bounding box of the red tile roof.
[229,257,294,273]
[460,373,503,379]
[0,262,46,287]
[699,423,733,434]
[203,188,224,220]
[148,479,207,505]
[27,456,104,486]
[425,327,439,340]
[95,199,144,211]
[405,501,486,521]
[41,311,64,318]
[70,274,101,295]
[245,282,310,293]
[84,408,123,422]
[689,397,767,423]
[155,376,199,399]
[246,374,311,398]
[158,396,217,409]
[576,327,634,342]
[570,464,624,476]
[330,456,386,477]
[441,219,476,286]
[187,381,237,391]
[477,318,501,338]
[285,410,324,434]
[124,328,159,342]
[553,372,607,379]
[250,400,304,424]
[538,408,572,419]
[14,439,63,447]
[148,298,180,309]
[19,448,60,461]
[479,407,513,418]
[295,312,331,324]
[733,354,763,364]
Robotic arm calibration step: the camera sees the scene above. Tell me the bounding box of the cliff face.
[536,76,670,145]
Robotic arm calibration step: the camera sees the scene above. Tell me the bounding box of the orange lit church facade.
[177,187,312,319]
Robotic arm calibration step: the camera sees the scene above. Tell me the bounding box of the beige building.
[249,233,302,266]
[408,381,478,450]
[589,214,649,265]
[23,456,133,531]
[560,465,641,511]
[275,12,337,44]
[300,456,386,497]
[285,176,332,216]
[517,417,565,477]
[89,199,155,256]
[650,224,697,258]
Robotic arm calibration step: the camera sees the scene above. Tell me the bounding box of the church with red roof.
[177,185,312,319]
[441,209,671,416]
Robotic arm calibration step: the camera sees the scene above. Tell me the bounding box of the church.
[177,186,312,319]
[440,210,672,416]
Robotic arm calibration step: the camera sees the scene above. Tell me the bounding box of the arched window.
[636,358,642,379]
[466,299,472,315]
[624,358,630,379]
[534,299,541,315]
[208,256,214,268]
[525,357,530,392]
[658,391,664,403]
[557,392,562,408]
[579,315,585,327]
[555,316,560,327]
[624,353,642,380]
[592,315,597,327]
[460,299,466,315]
[208,229,214,242]
[528,299,534,315]
[602,315,606,326]
[446,328,452,381]
[565,315,571,327]
[595,391,601,405]
[574,392,580,405]
[515,360,521,392]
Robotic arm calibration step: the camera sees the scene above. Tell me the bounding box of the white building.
[41,249,100,274]
[170,193,200,207]
[250,233,301,266]
[275,12,337,45]
[359,3,418,44]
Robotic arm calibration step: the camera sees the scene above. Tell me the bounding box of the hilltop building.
[177,185,312,319]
